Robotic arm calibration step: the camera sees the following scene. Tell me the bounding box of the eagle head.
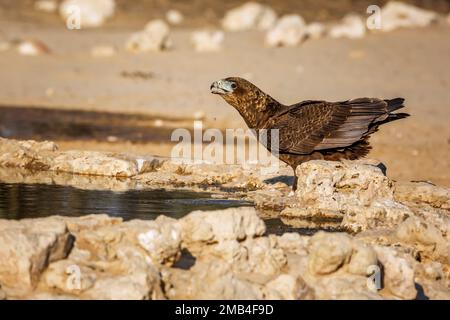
[210,77,254,97]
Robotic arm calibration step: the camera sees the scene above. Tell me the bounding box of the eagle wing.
[269,98,404,154]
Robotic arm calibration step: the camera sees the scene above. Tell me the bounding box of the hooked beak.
[210,79,234,95]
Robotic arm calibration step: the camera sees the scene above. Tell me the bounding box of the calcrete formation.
[0,138,449,299]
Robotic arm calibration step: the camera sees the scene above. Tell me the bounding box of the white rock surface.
[222,2,277,31]
[379,1,438,32]
[329,14,366,39]
[126,19,171,53]
[34,0,58,13]
[306,22,327,39]
[17,40,51,56]
[166,9,184,25]
[59,0,116,28]
[265,14,307,47]
[191,30,224,52]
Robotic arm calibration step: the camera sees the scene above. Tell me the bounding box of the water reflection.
[0,183,252,221]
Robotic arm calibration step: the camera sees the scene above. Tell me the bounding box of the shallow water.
[0,182,252,220]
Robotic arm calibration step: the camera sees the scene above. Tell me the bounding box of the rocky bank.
[0,138,449,299]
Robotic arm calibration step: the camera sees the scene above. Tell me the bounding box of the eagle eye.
[230,83,237,90]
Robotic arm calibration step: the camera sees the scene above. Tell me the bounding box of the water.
[0,182,252,221]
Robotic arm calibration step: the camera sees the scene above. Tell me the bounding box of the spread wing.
[269,98,404,155]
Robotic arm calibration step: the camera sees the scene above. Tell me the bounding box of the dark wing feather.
[271,98,403,155]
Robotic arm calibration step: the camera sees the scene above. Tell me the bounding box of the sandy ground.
[0,4,449,186]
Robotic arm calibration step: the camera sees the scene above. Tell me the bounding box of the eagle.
[210,77,409,190]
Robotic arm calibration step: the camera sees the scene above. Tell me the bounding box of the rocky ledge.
[0,138,449,299]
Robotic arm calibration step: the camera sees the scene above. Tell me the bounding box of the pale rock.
[311,276,383,300]
[180,207,266,244]
[162,260,263,299]
[191,30,224,52]
[308,232,353,275]
[329,14,366,39]
[0,138,57,169]
[342,198,412,232]
[374,246,417,299]
[0,218,73,296]
[306,22,326,39]
[91,45,116,57]
[347,242,378,276]
[34,0,58,13]
[126,20,171,53]
[395,216,449,263]
[222,2,277,31]
[394,181,450,210]
[137,216,182,264]
[60,0,116,28]
[166,9,184,25]
[265,14,307,47]
[17,40,51,56]
[264,274,314,299]
[50,150,147,177]
[208,237,287,277]
[379,1,438,32]
[294,160,393,212]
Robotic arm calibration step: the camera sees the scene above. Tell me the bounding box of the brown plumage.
[210,77,409,190]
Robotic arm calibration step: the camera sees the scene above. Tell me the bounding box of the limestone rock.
[180,207,266,245]
[306,22,327,39]
[329,14,366,39]
[59,0,116,28]
[126,20,171,53]
[264,274,314,299]
[91,45,116,57]
[294,160,393,210]
[222,2,277,31]
[394,181,450,210]
[166,9,184,25]
[374,246,417,299]
[308,232,353,275]
[17,40,51,56]
[0,218,73,296]
[265,15,307,47]
[34,0,58,13]
[379,1,438,32]
[191,30,224,52]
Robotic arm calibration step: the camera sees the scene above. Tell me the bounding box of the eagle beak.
[210,80,234,95]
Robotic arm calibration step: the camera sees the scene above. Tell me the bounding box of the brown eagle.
[210,77,409,190]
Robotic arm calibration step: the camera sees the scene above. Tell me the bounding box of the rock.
[59,0,116,28]
[180,207,266,245]
[0,138,57,169]
[34,0,58,13]
[126,20,171,53]
[308,232,353,275]
[394,181,450,210]
[222,2,277,31]
[137,216,182,264]
[91,45,116,57]
[264,274,314,299]
[265,14,307,47]
[191,30,224,52]
[294,160,393,211]
[306,22,327,39]
[379,1,438,32]
[341,198,412,232]
[374,246,417,299]
[166,9,184,25]
[50,150,149,177]
[347,242,378,276]
[328,14,366,39]
[395,216,449,263]
[17,40,51,56]
[0,218,73,296]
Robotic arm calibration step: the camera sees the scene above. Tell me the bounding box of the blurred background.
[0,0,449,185]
